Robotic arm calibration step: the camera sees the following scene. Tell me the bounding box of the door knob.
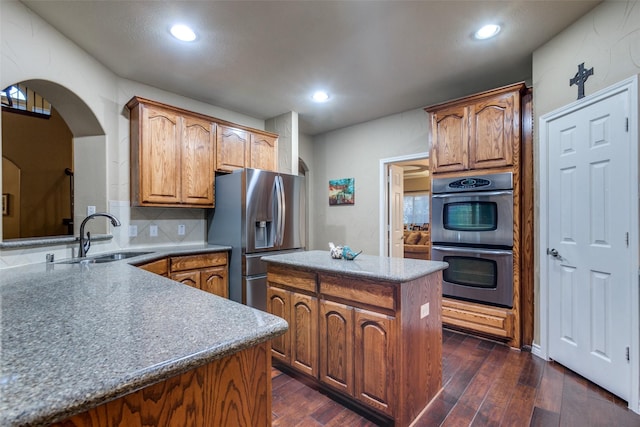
[547,248,563,260]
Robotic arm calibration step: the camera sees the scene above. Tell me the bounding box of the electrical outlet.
[87,205,96,216]
[128,225,138,237]
[149,225,158,237]
[178,224,186,236]
[420,302,430,319]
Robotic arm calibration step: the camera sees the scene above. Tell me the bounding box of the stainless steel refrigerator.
[207,168,306,310]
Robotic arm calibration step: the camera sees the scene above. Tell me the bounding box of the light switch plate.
[128,225,137,237]
[87,205,96,216]
[149,225,158,237]
[178,224,186,236]
[420,302,430,319]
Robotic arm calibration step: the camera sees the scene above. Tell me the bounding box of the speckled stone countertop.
[261,250,448,282]
[0,245,288,427]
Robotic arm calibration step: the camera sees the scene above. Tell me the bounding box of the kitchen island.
[262,250,448,427]
[0,246,288,427]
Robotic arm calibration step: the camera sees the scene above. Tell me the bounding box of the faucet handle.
[83,231,91,254]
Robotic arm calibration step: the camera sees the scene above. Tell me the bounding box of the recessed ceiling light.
[170,24,197,42]
[312,91,330,102]
[474,24,501,40]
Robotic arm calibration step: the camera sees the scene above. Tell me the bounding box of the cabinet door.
[468,91,517,170]
[431,105,468,173]
[140,105,182,203]
[200,266,228,298]
[319,300,353,394]
[290,293,318,377]
[170,270,200,289]
[249,133,278,172]
[216,125,249,172]
[267,286,291,364]
[182,117,215,206]
[354,308,395,416]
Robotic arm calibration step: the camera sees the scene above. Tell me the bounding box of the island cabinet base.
[266,263,443,427]
[52,343,272,427]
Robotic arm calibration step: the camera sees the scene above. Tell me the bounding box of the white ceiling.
[21,0,601,135]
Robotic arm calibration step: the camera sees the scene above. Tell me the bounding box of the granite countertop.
[261,250,448,282]
[0,245,288,427]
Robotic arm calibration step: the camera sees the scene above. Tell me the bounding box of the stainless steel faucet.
[78,213,121,257]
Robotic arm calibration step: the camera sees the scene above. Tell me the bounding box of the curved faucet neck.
[78,213,121,258]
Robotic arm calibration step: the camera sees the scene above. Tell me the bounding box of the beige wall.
[532,0,640,344]
[311,109,430,255]
[2,108,73,238]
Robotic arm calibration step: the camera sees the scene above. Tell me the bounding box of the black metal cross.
[569,62,594,100]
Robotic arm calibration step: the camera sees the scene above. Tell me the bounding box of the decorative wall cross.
[569,62,594,100]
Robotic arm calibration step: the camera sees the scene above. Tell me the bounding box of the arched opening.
[1,79,106,241]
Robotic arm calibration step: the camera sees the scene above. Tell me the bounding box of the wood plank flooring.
[271,329,640,426]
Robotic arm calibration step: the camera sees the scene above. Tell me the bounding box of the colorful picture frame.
[329,178,354,205]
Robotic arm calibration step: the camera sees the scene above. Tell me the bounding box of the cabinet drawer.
[267,264,316,293]
[319,274,396,312]
[136,258,168,276]
[170,252,228,272]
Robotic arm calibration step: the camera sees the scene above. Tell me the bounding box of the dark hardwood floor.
[271,329,640,426]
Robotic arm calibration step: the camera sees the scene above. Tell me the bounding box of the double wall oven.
[430,172,514,308]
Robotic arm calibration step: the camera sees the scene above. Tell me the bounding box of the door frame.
[538,75,639,413]
[378,152,429,256]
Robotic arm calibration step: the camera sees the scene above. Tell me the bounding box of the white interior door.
[546,88,632,401]
[389,164,404,258]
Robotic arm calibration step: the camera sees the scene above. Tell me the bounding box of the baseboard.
[531,343,546,360]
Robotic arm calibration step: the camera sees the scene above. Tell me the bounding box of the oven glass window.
[442,256,497,289]
[443,202,497,231]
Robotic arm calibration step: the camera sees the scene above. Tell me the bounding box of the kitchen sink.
[59,251,153,264]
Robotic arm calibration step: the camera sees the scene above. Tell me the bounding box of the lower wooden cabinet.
[442,297,515,344]
[136,252,229,299]
[267,264,442,426]
[319,300,395,416]
[319,300,353,395]
[353,308,395,416]
[266,286,318,377]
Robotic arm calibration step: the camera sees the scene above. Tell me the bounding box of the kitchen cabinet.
[170,252,229,298]
[266,268,318,377]
[135,252,229,298]
[128,97,215,207]
[216,125,249,172]
[249,132,278,171]
[424,82,533,349]
[426,82,525,174]
[265,255,444,427]
[216,125,279,173]
[319,300,395,416]
[53,343,273,427]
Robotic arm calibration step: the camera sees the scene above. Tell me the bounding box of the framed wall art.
[329,178,354,205]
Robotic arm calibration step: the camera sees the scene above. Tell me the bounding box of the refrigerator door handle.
[274,175,283,246]
[278,175,286,246]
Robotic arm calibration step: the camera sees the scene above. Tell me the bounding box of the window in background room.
[404,191,429,228]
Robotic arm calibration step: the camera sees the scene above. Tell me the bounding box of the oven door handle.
[431,190,513,198]
[432,245,513,256]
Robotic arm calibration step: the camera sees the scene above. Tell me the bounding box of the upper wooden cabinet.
[249,133,278,171]
[127,96,279,208]
[128,97,215,207]
[216,125,249,173]
[216,125,278,173]
[426,82,526,174]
